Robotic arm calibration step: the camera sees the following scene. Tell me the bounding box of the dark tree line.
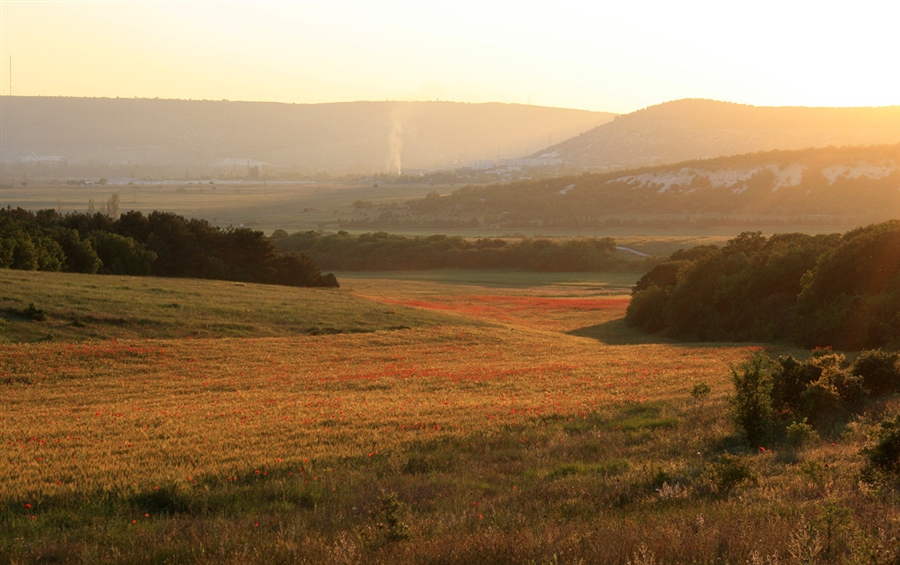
[271,230,646,272]
[626,220,900,350]
[0,208,338,288]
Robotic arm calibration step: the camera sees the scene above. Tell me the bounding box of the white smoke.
[386,103,418,175]
[388,118,402,175]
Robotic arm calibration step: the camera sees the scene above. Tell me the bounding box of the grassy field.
[2,268,898,564]
[0,270,477,344]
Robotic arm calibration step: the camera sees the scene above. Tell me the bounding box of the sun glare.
[1,0,897,112]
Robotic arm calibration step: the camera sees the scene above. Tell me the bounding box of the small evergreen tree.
[730,353,774,447]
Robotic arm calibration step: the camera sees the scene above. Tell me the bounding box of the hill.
[535,99,900,171]
[351,144,899,230]
[0,97,614,177]
[0,269,474,343]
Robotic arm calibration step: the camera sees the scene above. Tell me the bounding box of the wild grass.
[1,269,898,563]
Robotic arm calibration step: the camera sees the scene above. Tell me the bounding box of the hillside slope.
[0,269,474,343]
[537,99,900,171]
[346,144,900,229]
[0,97,613,176]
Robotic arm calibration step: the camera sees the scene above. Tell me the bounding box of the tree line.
[0,208,338,288]
[271,230,648,272]
[626,220,900,350]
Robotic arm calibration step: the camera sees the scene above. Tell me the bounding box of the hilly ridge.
[345,144,900,230]
[536,99,900,171]
[0,97,613,176]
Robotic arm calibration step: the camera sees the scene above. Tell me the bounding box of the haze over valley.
[0,97,613,178]
[3,2,900,563]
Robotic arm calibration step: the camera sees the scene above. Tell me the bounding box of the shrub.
[772,355,822,413]
[703,453,755,494]
[786,419,820,449]
[861,415,900,487]
[801,380,844,431]
[826,369,867,409]
[852,349,900,396]
[730,353,774,447]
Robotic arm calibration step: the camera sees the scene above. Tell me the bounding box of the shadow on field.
[567,317,674,345]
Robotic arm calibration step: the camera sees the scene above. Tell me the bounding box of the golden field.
[1,270,898,564]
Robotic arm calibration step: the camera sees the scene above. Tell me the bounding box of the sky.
[1,0,898,114]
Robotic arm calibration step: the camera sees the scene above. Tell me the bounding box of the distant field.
[2,268,897,564]
[0,181,449,234]
[1,181,850,242]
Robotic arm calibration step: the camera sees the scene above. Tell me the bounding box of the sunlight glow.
[1,0,897,112]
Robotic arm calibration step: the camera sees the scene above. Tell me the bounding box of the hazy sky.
[1,0,898,114]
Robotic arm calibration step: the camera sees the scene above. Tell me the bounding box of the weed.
[626,544,657,565]
[814,500,854,562]
[798,460,828,492]
[22,303,46,321]
[788,517,823,565]
[369,492,409,544]
[691,382,711,402]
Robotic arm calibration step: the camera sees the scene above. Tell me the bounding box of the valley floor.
[1,271,898,564]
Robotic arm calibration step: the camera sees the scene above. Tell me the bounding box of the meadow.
[2,269,899,564]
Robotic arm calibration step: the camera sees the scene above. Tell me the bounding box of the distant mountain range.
[345,144,900,229]
[534,99,900,171]
[0,97,613,176]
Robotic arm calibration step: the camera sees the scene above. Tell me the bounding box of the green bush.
[703,453,756,494]
[801,380,844,431]
[852,350,900,396]
[730,353,774,447]
[826,369,867,409]
[736,350,894,444]
[861,415,900,487]
[785,419,819,449]
[772,355,822,413]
